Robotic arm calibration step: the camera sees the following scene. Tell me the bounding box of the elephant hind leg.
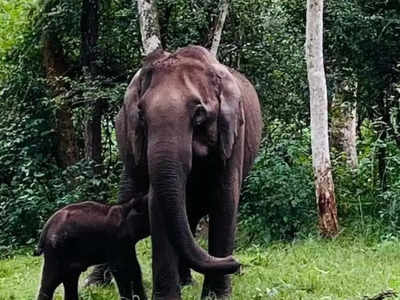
[201,195,238,299]
[112,268,133,300]
[63,271,80,300]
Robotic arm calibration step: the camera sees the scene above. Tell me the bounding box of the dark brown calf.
[34,196,149,300]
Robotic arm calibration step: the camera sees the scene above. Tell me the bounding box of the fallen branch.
[363,289,397,300]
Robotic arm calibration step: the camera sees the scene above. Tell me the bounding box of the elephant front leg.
[151,199,181,300]
[201,177,240,299]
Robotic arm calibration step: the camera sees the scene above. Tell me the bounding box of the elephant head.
[115,46,242,274]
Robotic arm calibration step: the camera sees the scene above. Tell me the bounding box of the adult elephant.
[115,46,262,299]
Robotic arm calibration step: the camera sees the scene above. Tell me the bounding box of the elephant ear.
[115,69,145,165]
[214,64,243,162]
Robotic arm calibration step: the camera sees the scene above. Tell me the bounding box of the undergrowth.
[2,233,400,300]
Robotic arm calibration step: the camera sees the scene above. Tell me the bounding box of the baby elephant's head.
[127,194,150,241]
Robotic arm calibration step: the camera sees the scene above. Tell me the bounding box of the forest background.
[0,0,400,252]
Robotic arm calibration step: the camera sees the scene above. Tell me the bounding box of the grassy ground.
[1,235,400,300]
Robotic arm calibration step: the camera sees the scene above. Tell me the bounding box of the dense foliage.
[240,124,315,242]
[0,0,399,248]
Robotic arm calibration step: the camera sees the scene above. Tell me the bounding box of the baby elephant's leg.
[37,257,62,300]
[63,270,80,300]
[111,260,133,300]
[130,248,147,300]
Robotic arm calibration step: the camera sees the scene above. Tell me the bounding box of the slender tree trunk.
[377,136,387,191]
[377,94,389,191]
[81,0,103,172]
[84,103,103,168]
[42,33,78,168]
[332,80,358,169]
[340,102,358,169]
[137,0,162,55]
[305,0,339,237]
[210,0,229,57]
[199,3,223,51]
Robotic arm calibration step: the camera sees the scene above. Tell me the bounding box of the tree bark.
[80,0,103,172]
[210,0,229,57]
[332,80,358,169]
[305,0,339,237]
[84,103,103,168]
[137,0,162,55]
[42,33,78,168]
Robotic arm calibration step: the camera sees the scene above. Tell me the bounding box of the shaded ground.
[1,235,400,299]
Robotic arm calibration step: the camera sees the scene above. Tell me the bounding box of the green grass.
[1,235,400,299]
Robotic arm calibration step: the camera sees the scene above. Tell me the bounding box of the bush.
[0,1,126,249]
[240,125,316,243]
[375,142,400,234]
[332,120,400,235]
[0,159,121,249]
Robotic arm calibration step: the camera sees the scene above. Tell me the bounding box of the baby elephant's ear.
[214,65,243,162]
[115,69,144,165]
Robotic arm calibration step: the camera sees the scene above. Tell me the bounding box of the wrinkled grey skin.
[115,46,262,299]
[34,196,149,300]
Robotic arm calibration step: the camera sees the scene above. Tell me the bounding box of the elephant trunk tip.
[195,255,241,275]
[221,255,241,274]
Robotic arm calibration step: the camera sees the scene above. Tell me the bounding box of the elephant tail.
[32,247,42,256]
[33,221,51,256]
[33,231,46,256]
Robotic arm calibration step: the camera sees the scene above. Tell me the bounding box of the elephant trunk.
[148,145,240,275]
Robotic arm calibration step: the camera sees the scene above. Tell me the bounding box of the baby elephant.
[34,195,149,300]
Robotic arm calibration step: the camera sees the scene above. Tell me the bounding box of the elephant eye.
[193,105,207,127]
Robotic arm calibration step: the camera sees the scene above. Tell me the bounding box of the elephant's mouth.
[192,140,209,157]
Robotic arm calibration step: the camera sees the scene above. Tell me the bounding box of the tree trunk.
[377,94,390,191]
[137,0,162,55]
[80,0,99,72]
[81,0,103,172]
[305,0,339,237]
[377,136,387,191]
[42,33,78,168]
[84,103,103,168]
[210,0,229,57]
[332,80,358,169]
